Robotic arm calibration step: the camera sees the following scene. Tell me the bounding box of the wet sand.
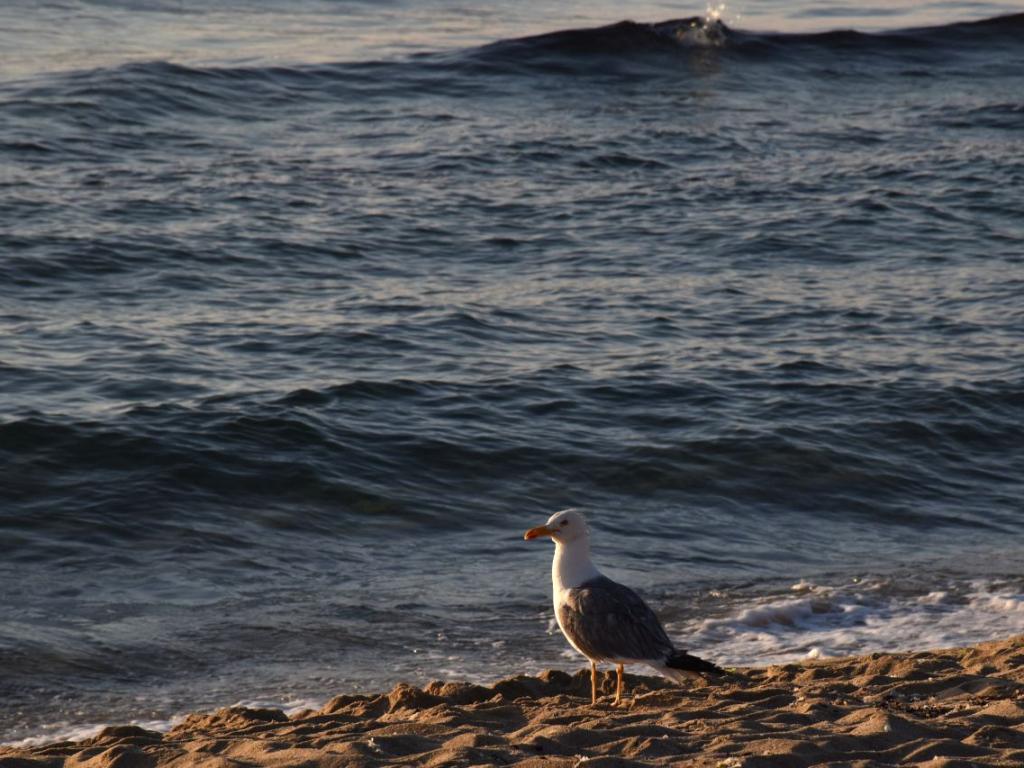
[5,635,1024,767]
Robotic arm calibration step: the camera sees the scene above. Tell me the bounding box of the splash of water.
[668,9,728,47]
[707,2,743,30]
[706,2,727,23]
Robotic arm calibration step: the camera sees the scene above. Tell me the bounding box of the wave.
[681,575,1024,667]
[469,12,1024,72]
[2,11,1020,130]
[3,373,1022,563]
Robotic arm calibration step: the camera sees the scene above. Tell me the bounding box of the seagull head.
[523,508,589,545]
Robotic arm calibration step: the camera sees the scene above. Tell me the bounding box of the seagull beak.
[524,525,553,540]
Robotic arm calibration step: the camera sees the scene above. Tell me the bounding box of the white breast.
[550,539,600,658]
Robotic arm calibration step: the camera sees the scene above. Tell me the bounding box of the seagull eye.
[560,520,569,526]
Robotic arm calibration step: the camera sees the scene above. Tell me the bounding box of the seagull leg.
[614,664,624,706]
[590,661,597,705]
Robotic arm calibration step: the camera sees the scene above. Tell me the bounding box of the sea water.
[1,0,1023,744]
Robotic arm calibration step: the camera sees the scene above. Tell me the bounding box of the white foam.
[672,21,727,48]
[678,577,1024,666]
[4,697,320,749]
[7,718,179,748]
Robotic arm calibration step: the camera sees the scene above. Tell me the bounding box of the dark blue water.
[2,1,1024,744]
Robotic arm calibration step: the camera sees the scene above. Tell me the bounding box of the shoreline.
[4,635,1024,767]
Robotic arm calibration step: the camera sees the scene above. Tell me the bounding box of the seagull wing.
[558,575,676,663]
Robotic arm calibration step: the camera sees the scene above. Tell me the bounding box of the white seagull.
[524,508,721,705]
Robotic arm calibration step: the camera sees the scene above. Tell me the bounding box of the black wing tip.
[666,650,724,676]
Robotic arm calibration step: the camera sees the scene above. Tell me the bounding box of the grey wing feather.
[558,576,675,662]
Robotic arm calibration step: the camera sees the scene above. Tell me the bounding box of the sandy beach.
[5,635,1024,768]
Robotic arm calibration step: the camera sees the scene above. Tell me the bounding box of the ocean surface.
[2,0,1024,745]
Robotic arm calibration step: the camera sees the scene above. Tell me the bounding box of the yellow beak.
[523,524,553,540]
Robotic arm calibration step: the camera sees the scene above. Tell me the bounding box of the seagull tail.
[660,650,723,682]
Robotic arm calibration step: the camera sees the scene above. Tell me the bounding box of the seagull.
[524,508,721,705]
